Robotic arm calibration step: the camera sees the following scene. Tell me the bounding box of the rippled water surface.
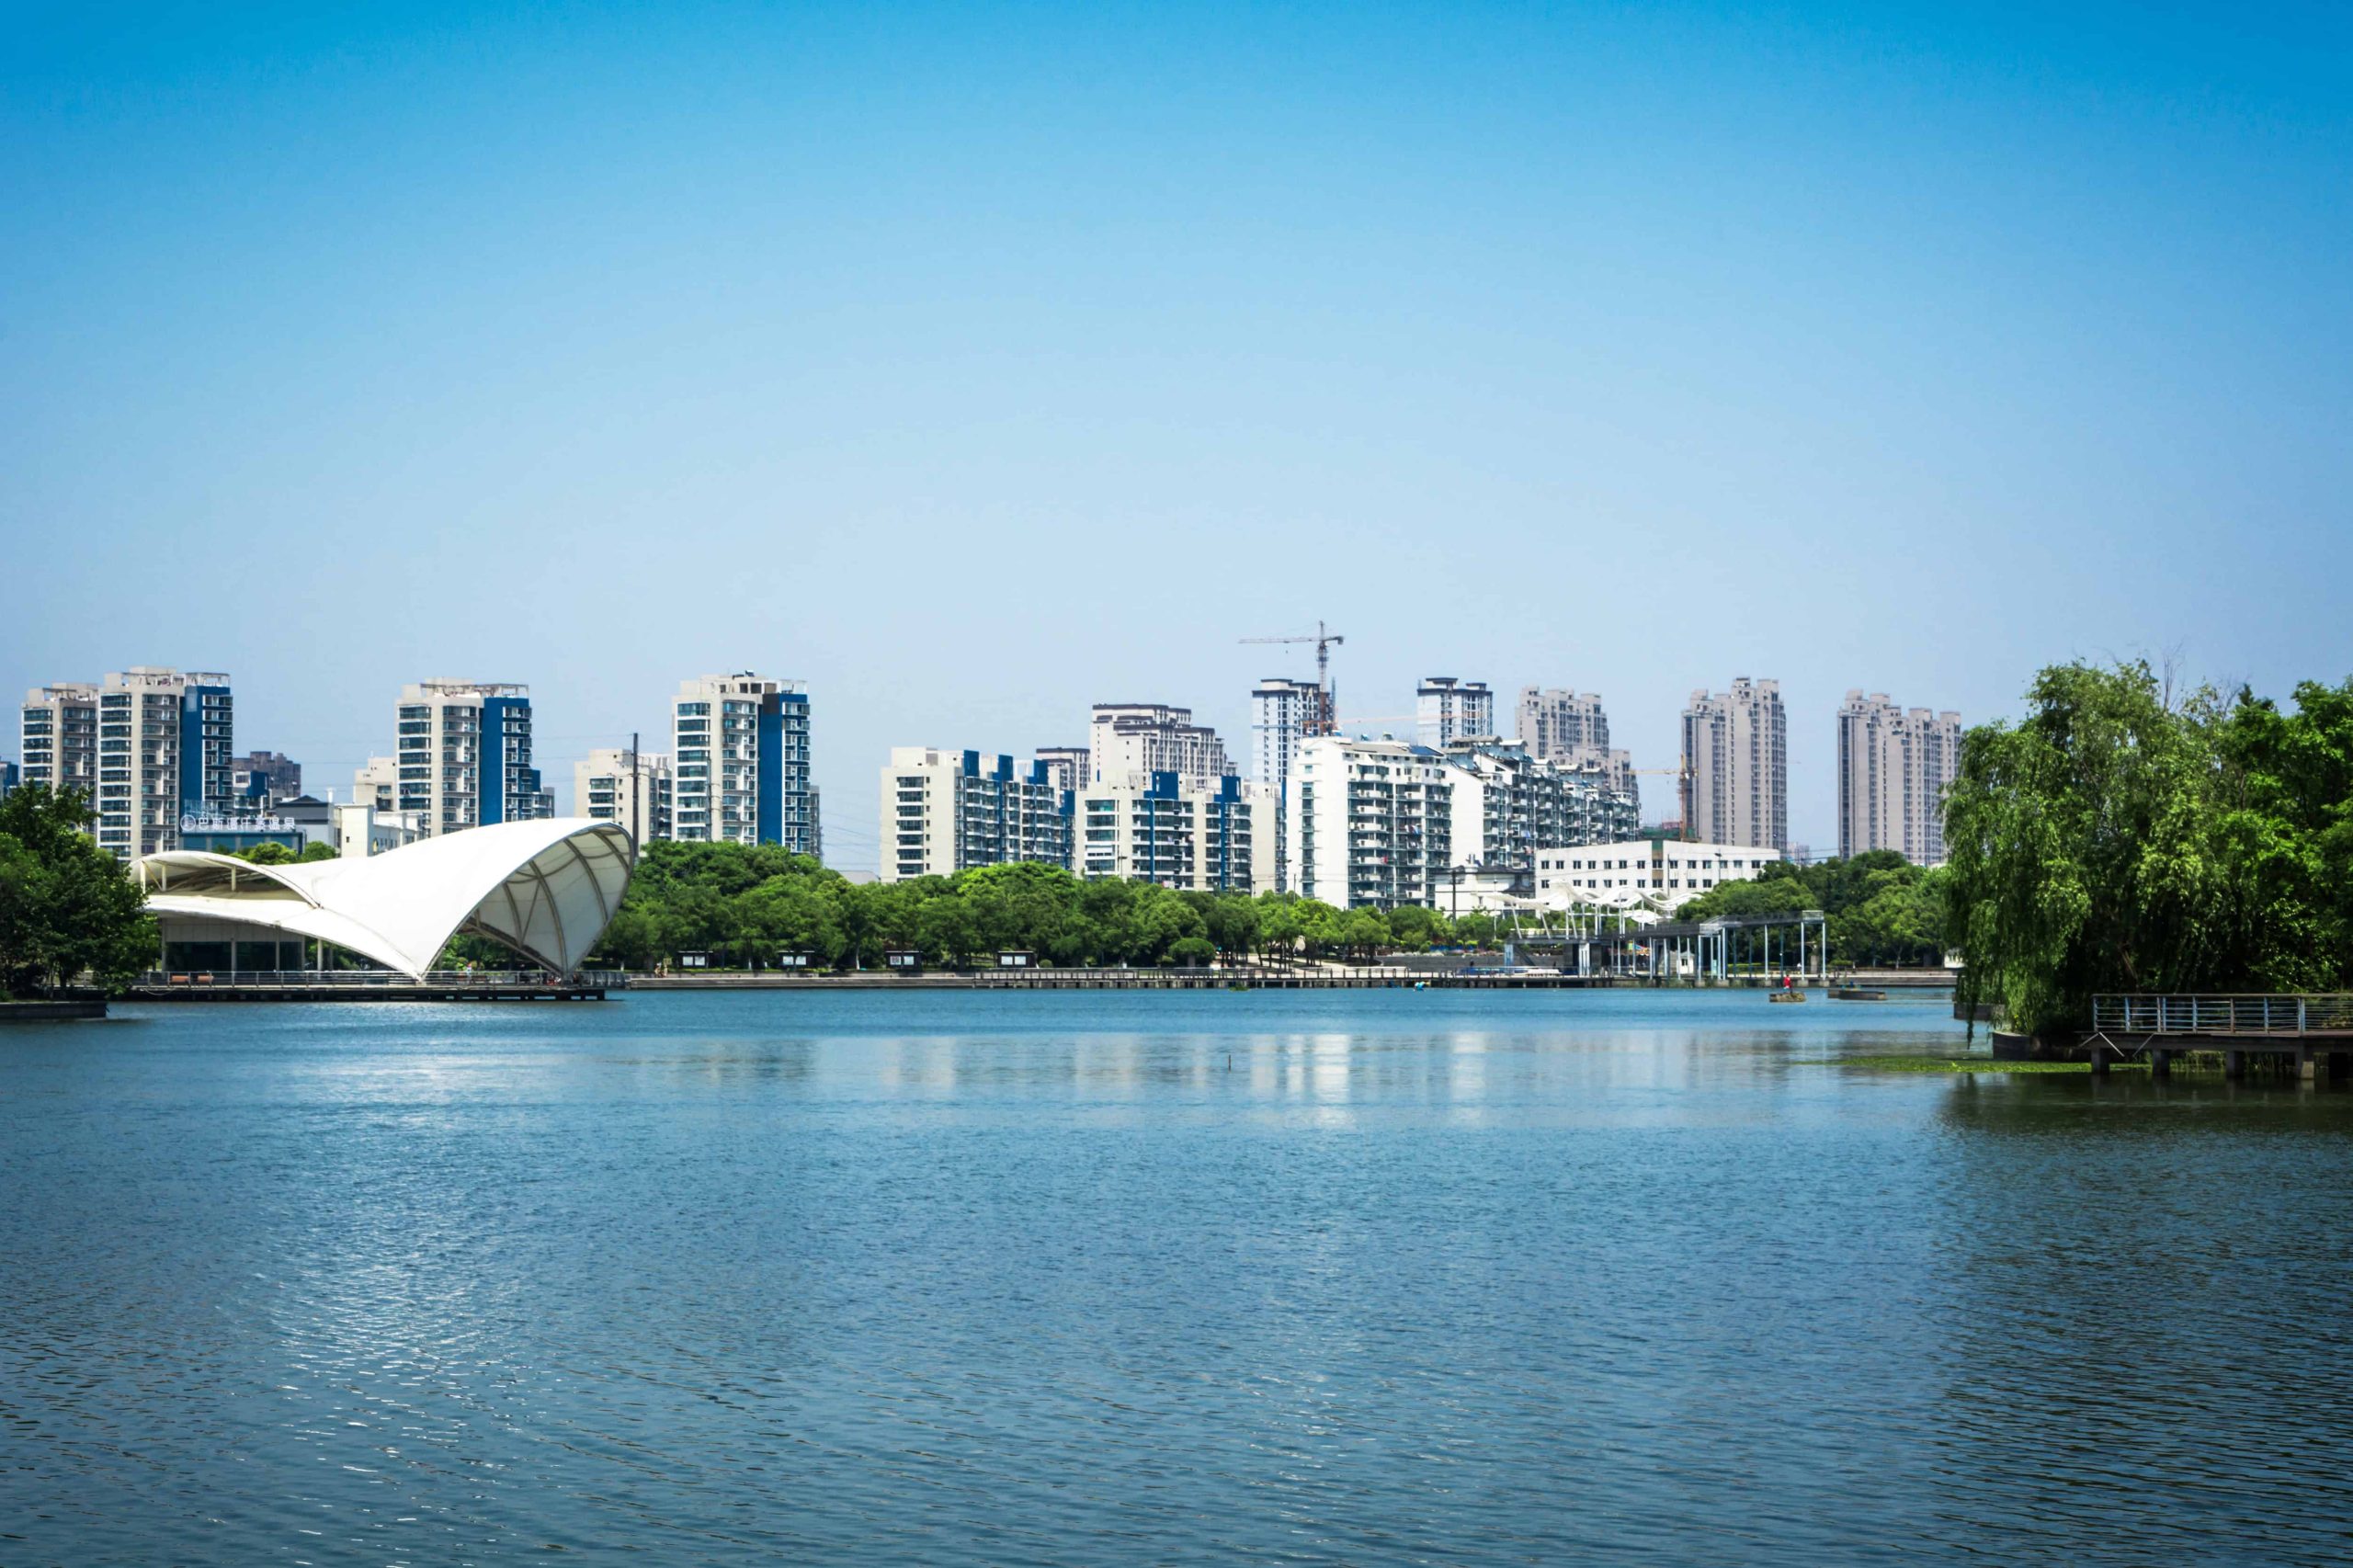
[6,989,2353,1564]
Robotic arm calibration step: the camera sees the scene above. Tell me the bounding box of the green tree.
[0,787,154,996]
[1944,660,2238,1034]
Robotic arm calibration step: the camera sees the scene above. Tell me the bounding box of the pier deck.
[2088,994,2353,1081]
[127,970,619,1002]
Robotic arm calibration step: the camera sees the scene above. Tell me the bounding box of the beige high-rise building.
[576,747,675,846]
[1518,687,1610,759]
[1518,686,1638,801]
[1086,703,1233,785]
[20,683,99,804]
[352,756,400,814]
[1681,678,1787,850]
[1836,692,1962,864]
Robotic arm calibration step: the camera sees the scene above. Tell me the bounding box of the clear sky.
[6,2,2348,868]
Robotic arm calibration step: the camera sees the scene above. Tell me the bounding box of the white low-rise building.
[1534,838,1783,911]
[1077,771,1272,892]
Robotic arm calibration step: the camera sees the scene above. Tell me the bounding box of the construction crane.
[1240,620,1344,736]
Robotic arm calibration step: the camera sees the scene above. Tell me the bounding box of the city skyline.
[0,642,2292,871]
[6,5,2347,870]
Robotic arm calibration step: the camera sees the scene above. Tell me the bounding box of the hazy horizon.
[7,3,2347,869]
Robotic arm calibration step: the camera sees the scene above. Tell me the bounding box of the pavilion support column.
[2088,1044,2109,1077]
[2224,1050,2245,1081]
[2300,1050,2320,1085]
[2150,1049,2172,1079]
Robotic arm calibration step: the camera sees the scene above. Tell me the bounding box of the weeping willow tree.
[1944,662,2353,1035]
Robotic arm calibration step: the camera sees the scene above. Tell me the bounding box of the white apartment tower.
[1681,678,1788,851]
[20,683,99,804]
[1836,692,1963,864]
[1077,772,1273,892]
[1285,736,1455,910]
[1086,703,1233,785]
[1251,676,1326,892]
[1416,677,1495,747]
[395,681,541,837]
[881,747,1073,881]
[576,747,676,846]
[671,674,814,850]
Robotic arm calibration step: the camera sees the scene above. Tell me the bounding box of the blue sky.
[5,2,2347,867]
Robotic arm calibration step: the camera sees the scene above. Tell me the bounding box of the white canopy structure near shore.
[135,818,635,978]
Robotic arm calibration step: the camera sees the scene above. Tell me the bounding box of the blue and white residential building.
[881,747,1072,881]
[396,680,543,837]
[671,674,814,851]
[1077,771,1272,892]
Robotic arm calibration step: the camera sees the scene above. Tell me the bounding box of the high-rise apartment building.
[1681,678,1788,850]
[1086,703,1233,785]
[20,683,99,804]
[52,667,237,860]
[1035,746,1090,794]
[1517,686,1638,801]
[353,756,399,814]
[1076,772,1272,892]
[1435,740,1641,872]
[233,751,302,805]
[1836,692,1963,864]
[395,681,542,837]
[576,747,675,846]
[1285,736,1455,910]
[880,747,1072,881]
[1518,687,1610,759]
[1416,677,1495,747]
[671,674,814,851]
[1251,676,1327,892]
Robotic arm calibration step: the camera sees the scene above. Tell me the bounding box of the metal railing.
[2091,994,2353,1036]
[140,969,631,990]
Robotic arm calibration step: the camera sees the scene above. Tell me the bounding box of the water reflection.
[7,992,2350,1564]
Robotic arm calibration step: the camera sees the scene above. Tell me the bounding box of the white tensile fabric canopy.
[135,818,636,979]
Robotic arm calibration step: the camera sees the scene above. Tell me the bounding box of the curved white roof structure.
[135,818,635,979]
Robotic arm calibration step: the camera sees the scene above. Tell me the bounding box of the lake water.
[5,989,2352,1565]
